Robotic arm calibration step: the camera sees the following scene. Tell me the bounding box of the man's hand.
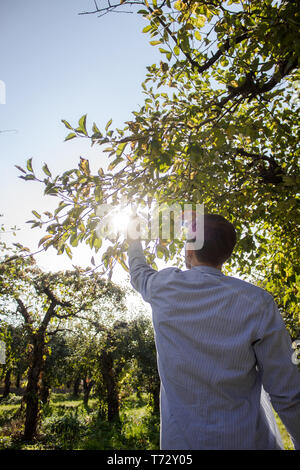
[126,215,141,244]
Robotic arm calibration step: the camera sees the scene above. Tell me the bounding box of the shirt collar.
[191,265,224,276]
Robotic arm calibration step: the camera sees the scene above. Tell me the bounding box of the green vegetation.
[0,392,160,450]
[275,413,294,451]
[0,247,160,445]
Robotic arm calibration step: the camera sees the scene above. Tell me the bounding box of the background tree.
[0,323,13,399]
[39,333,71,404]
[16,0,299,336]
[126,315,160,413]
[0,324,28,399]
[0,245,125,441]
[64,328,100,408]
[96,320,132,422]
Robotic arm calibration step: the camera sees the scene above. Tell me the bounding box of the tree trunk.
[23,336,45,441]
[100,350,120,422]
[73,376,81,397]
[83,376,94,408]
[2,368,11,398]
[40,373,51,405]
[15,370,21,390]
[152,381,160,414]
[106,377,120,422]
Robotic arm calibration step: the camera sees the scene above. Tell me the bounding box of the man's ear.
[185,249,194,268]
[186,249,194,259]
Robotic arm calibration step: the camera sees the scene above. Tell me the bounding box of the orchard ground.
[0,387,294,450]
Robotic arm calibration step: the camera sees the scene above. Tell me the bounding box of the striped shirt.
[128,240,300,450]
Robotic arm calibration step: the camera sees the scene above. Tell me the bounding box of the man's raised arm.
[126,218,158,303]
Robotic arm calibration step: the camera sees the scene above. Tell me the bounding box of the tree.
[126,315,160,413]
[64,328,100,408]
[0,323,28,399]
[16,0,299,335]
[97,320,131,422]
[0,245,125,440]
[39,333,71,404]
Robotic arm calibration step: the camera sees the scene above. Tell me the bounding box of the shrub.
[42,409,86,449]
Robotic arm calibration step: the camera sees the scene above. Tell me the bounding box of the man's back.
[149,265,282,449]
[128,240,300,450]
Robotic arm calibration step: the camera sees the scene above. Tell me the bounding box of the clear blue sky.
[0,0,162,276]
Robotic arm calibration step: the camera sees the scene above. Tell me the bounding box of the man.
[127,213,300,450]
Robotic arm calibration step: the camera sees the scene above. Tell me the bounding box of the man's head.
[185,214,237,270]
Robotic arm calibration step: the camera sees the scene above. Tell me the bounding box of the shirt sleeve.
[253,296,300,450]
[127,240,158,303]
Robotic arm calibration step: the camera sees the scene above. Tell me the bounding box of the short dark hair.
[193,214,237,266]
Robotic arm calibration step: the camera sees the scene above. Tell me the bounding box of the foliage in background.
[0,241,126,440]
[0,240,159,442]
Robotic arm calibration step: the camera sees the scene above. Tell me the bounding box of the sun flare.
[110,205,134,237]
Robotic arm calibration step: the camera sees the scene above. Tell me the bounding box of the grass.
[0,392,160,450]
[0,392,295,450]
[275,413,294,450]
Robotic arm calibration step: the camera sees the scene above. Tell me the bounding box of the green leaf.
[61,119,73,130]
[94,237,102,251]
[20,174,36,181]
[44,182,58,195]
[196,15,206,28]
[261,62,274,72]
[92,122,101,134]
[108,157,123,171]
[105,119,112,132]
[65,245,72,259]
[38,234,52,247]
[54,202,70,216]
[26,158,33,173]
[65,132,77,141]
[42,163,52,177]
[174,45,180,56]
[116,142,127,157]
[117,257,129,272]
[15,165,26,174]
[142,25,152,33]
[32,210,41,219]
[70,233,79,247]
[78,114,88,135]
[150,40,162,46]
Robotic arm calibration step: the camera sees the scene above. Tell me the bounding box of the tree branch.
[217,55,298,107]
[78,1,143,17]
[234,148,277,166]
[15,298,33,331]
[41,283,72,309]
